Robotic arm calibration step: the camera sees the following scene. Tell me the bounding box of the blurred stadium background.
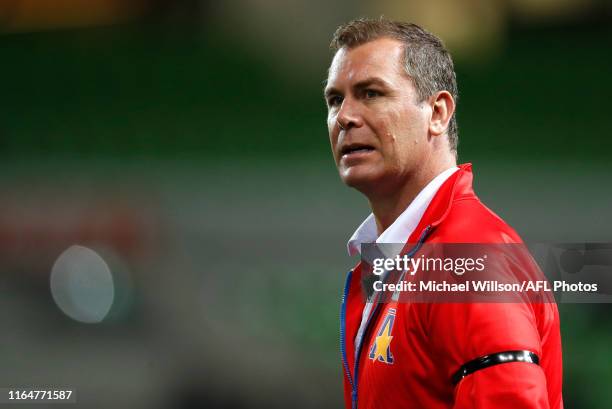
[1,0,611,407]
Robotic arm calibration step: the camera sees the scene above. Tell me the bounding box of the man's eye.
[365,89,380,99]
[328,96,343,107]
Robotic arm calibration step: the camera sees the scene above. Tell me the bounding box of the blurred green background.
[1,0,611,408]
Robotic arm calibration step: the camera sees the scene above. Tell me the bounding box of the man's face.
[325,37,432,195]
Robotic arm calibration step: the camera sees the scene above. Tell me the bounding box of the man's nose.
[336,98,363,131]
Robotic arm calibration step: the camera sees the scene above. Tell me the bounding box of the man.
[324,18,563,409]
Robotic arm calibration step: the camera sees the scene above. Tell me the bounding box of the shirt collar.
[347,166,459,256]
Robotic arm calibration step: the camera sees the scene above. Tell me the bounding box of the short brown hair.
[330,17,459,155]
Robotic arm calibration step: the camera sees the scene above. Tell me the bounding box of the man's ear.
[429,91,455,137]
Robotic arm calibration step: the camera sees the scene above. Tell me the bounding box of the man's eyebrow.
[353,77,392,90]
[323,77,392,98]
[323,85,339,99]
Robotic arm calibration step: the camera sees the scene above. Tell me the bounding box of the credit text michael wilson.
[373,279,599,294]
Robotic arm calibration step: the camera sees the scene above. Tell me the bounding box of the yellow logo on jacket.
[369,308,396,364]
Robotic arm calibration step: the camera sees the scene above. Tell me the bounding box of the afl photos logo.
[369,308,396,364]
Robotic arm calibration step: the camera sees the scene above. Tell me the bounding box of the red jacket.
[340,164,563,409]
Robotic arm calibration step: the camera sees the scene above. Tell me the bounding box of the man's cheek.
[327,122,338,146]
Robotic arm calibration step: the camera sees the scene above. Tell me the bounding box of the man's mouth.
[340,143,375,157]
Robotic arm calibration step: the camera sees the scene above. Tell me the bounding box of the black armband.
[452,350,540,385]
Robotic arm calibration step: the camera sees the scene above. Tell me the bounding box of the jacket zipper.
[339,269,356,408]
[340,225,432,409]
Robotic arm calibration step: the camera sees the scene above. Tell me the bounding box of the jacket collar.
[406,163,476,243]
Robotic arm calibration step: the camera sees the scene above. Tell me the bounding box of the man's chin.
[339,166,383,193]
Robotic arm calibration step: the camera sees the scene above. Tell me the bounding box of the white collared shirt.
[347,166,459,256]
[347,166,458,355]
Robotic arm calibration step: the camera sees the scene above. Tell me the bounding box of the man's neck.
[369,161,456,236]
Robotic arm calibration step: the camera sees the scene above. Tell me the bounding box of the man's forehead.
[327,38,405,86]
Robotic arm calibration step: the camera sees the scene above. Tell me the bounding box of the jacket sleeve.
[427,301,550,409]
